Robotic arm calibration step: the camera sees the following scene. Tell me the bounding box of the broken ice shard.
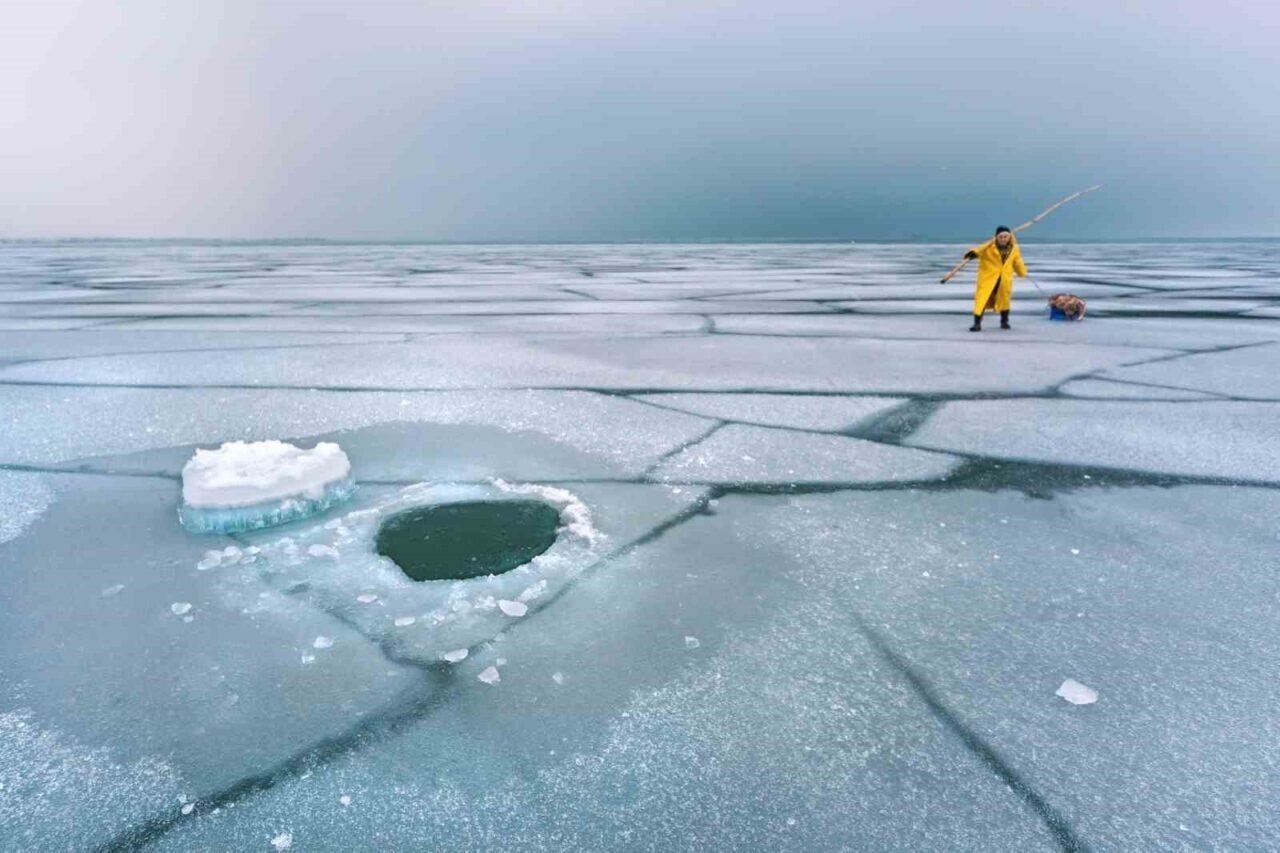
[177,440,355,534]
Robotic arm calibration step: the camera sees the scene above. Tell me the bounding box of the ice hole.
[375,500,561,582]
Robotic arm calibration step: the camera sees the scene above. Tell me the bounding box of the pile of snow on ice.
[178,440,355,534]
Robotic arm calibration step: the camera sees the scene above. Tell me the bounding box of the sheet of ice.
[741,487,1280,848]
[1057,379,1218,401]
[103,313,708,335]
[146,492,1058,853]
[908,399,1280,482]
[634,392,907,432]
[713,313,1280,349]
[0,471,54,544]
[0,386,710,474]
[0,335,1176,395]
[0,474,418,806]
[0,707,184,851]
[651,423,960,485]
[0,330,397,364]
[1095,343,1280,400]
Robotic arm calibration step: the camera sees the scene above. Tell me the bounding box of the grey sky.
[1,0,1276,241]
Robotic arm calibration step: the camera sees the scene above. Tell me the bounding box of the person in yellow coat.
[963,226,1027,331]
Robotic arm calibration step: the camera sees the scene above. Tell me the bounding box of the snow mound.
[178,440,355,534]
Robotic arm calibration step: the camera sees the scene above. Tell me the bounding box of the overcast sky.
[1,0,1276,241]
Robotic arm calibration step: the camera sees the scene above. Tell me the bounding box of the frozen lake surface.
[2,241,1279,851]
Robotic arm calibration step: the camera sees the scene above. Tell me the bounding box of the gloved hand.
[963,250,978,260]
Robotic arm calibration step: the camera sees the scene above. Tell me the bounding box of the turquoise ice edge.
[177,478,358,534]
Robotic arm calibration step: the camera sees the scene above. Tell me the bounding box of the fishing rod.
[939,184,1102,284]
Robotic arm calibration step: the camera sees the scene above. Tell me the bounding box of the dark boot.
[969,314,982,332]
[1000,310,1011,330]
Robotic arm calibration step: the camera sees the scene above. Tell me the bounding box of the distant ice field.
[2,241,1278,851]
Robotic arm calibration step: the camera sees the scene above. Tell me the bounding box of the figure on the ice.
[962,226,1026,332]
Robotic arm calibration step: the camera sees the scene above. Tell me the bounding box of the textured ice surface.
[0,474,416,807]
[909,400,1280,481]
[148,495,1060,853]
[635,392,906,431]
[741,488,1280,849]
[0,334,1173,395]
[0,386,709,471]
[651,423,960,484]
[0,471,53,544]
[3,241,1279,850]
[1096,342,1280,399]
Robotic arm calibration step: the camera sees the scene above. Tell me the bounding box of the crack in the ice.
[853,618,1091,852]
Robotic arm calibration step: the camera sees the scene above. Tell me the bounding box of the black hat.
[995,226,1012,235]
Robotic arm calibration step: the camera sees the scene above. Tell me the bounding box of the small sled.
[1048,293,1086,321]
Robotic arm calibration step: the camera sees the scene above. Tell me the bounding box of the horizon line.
[2,235,1278,246]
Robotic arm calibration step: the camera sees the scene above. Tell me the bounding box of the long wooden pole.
[939,184,1102,284]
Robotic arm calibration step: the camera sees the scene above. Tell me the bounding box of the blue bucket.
[1049,305,1069,321]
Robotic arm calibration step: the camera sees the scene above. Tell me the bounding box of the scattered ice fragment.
[394,616,416,627]
[271,832,293,851]
[786,818,797,827]
[684,636,701,649]
[339,795,352,807]
[921,571,931,578]
[307,544,339,559]
[498,599,528,617]
[301,654,316,665]
[170,602,192,616]
[312,636,334,649]
[182,615,194,624]
[477,666,501,685]
[100,583,125,598]
[356,593,378,604]
[442,648,469,663]
[181,803,194,815]
[551,671,565,685]
[196,551,222,571]
[1055,679,1099,705]
[495,657,507,666]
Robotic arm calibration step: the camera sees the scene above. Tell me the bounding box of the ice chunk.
[394,616,417,627]
[477,666,501,685]
[356,593,379,604]
[181,803,194,816]
[307,544,339,559]
[170,602,192,616]
[100,583,125,598]
[312,636,334,650]
[196,551,222,571]
[442,649,469,663]
[498,599,528,617]
[271,832,293,850]
[684,636,701,649]
[178,440,355,534]
[1055,679,1098,706]
[551,671,565,685]
[339,795,352,807]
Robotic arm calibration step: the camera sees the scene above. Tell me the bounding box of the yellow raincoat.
[969,236,1027,315]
